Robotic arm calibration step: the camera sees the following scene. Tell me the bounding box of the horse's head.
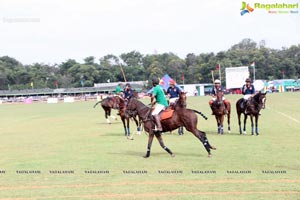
[215,90,224,105]
[178,92,187,108]
[112,96,122,109]
[253,91,267,110]
[125,97,138,117]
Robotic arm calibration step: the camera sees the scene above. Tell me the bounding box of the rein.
[127,99,152,122]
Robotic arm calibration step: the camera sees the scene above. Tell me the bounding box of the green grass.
[0,93,299,199]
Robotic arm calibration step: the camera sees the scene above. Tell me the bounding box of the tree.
[84,56,95,65]
[120,51,143,67]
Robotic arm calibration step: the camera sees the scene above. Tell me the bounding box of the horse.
[93,95,141,138]
[211,90,231,134]
[118,97,142,138]
[236,92,267,135]
[93,96,120,124]
[125,94,215,158]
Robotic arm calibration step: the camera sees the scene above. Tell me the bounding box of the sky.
[0,0,299,64]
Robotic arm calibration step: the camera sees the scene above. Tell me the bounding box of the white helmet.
[214,79,221,84]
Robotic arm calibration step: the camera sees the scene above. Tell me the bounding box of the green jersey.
[153,85,168,107]
[115,85,122,94]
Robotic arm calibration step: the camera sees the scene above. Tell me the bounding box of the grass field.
[0,92,299,200]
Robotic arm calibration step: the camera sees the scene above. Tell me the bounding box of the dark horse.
[94,96,141,137]
[126,94,215,158]
[211,90,231,134]
[236,92,267,135]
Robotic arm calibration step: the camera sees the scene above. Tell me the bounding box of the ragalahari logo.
[240,2,254,15]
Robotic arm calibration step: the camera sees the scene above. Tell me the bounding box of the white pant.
[212,97,225,101]
[152,103,165,115]
[169,97,178,104]
[243,95,252,100]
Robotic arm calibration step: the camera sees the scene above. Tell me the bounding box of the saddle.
[160,107,174,120]
[151,107,175,120]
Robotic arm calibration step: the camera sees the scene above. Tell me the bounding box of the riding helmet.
[214,79,221,84]
[245,78,252,83]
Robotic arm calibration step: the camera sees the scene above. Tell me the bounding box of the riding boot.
[153,115,163,132]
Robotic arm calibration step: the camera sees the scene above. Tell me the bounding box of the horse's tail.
[192,110,208,120]
[93,100,102,108]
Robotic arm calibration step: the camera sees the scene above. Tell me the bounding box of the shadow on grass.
[206,131,259,136]
[108,150,207,158]
[97,121,123,125]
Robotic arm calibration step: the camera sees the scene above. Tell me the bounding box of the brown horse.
[236,92,267,135]
[93,96,120,124]
[125,94,215,158]
[94,96,141,137]
[211,90,231,134]
[118,97,142,138]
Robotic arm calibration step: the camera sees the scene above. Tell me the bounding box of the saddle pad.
[160,108,174,120]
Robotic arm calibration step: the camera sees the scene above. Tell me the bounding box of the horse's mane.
[253,92,263,103]
[132,98,148,108]
[253,93,259,102]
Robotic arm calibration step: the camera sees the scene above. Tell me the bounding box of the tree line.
[0,38,299,90]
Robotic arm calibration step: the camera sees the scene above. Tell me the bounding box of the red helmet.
[169,80,176,85]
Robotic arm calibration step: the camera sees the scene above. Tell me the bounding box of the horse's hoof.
[243,131,247,135]
[137,131,141,135]
[211,146,216,150]
[143,155,149,158]
[208,154,212,158]
[228,131,231,134]
[171,153,175,157]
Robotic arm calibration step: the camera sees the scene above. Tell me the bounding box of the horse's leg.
[178,127,184,135]
[227,105,231,133]
[186,126,216,157]
[144,132,155,158]
[220,115,224,135]
[155,133,174,157]
[121,116,127,136]
[250,115,254,135]
[133,116,141,135]
[237,112,242,134]
[197,130,216,157]
[106,109,111,124]
[255,115,259,135]
[243,114,248,134]
[126,117,130,137]
[109,111,117,121]
[215,115,220,134]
